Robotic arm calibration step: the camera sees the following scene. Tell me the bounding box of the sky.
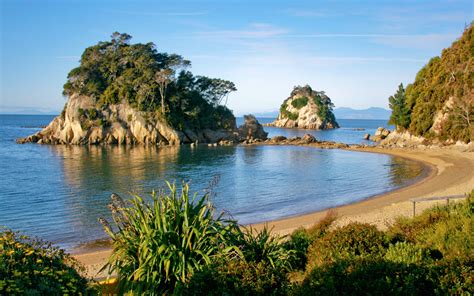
[0,0,472,115]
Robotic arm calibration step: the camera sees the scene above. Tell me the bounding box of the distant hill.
[252,107,391,120]
[333,107,391,120]
[0,106,60,115]
[251,110,279,118]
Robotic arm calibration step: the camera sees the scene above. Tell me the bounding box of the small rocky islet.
[17,33,268,146]
[266,85,339,130]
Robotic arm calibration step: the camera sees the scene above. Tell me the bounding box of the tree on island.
[388,83,411,130]
[61,32,237,131]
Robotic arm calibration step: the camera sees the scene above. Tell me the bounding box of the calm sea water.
[0,115,422,250]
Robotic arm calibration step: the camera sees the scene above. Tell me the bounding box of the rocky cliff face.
[268,85,339,129]
[17,95,267,145]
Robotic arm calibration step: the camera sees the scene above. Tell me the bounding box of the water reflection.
[387,157,425,186]
[2,143,425,250]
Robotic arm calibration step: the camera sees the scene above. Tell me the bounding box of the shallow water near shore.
[0,115,423,250]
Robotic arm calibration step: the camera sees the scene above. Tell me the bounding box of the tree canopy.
[63,32,237,131]
[389,23,473,142]
[388,83,411,130]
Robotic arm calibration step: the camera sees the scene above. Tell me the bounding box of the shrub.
[0,230,90,295]
[387,206,451,243]
[290,97,308,109]
[180,225,295,295]
[237,226,296,271]
[306,223,387,270]
[284,210,337,270]
[100,183,240,294]
[434,257,474,295]
[417,197,473,260]
[384,241,440,265]
[387,195,473,260]
[182,258,289,296]
[293,258,437,295]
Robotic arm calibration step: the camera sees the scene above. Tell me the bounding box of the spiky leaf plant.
[100,182,240,294]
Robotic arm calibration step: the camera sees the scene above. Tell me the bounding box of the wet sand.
[73,146,474,279]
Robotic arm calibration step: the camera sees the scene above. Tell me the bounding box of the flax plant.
[100,182,240,294]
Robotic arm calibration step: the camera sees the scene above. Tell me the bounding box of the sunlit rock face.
[17,94,243,145]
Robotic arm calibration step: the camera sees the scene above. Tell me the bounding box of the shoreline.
[73,145,474,278]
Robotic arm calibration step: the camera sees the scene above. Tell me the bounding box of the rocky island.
[267,85,339,129]
[17,33,266,146]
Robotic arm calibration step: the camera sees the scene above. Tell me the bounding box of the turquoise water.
[0,115,422,249]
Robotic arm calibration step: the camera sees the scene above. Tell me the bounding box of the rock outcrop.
[267,85,339,130]
[265,133,348,149]
[17,95,269,146]
[238,115,268,141]
[378,131,425,148]
[370,127,391,142]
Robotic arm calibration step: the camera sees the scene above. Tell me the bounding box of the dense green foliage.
[0,230,90,295]
[388,83,411,130]
[100,183,241,294]
[290,97,309,109]
[3,188,472,295]
[389,24,473,142]
[183,227,295,295]
[306,223,387,270]
[280,102,299,120]
[63,32,237,131]
[290,193,473,295]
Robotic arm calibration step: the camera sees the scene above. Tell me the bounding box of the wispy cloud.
[189,54,426,65]
[195,23,289,39]
[107,10,208,17]
[284,32,458,50]
[287,9,328,17]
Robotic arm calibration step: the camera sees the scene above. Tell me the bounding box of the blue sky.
[0,0,472,115]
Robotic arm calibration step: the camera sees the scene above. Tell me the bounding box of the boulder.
[302,133,317,143]
[237,115,268,141]
[372,127,391,142]
[271,136,287,143]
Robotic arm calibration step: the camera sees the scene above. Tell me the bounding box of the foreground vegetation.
[1,187,472,295]
[388,23,473,143]
[0,230,91,294]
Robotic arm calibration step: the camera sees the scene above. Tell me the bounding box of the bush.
[290,97,308,109]
[384,241,440,265]
[434,257,474,295]
[284,211,337,270]
[180,225,295,295]
[100,183,240,294]
[0,230,90,295]
[306,223,387,270]
[183,258,289,296]
[236,226,296,271]
[417,198,473,260]
[293,258,437,295]
[387,195,473,260]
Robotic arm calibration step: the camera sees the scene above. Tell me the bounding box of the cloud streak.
[195,23,289,39]
[107,10,208,17]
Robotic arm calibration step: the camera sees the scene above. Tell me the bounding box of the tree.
[388,83,411,130]
[155,69,173,113]
[195,77,237,106]
[450,92,474,141]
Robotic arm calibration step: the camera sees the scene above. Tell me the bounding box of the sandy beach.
[73,146,474,279]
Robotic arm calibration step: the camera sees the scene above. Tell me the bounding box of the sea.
[0,115,424,250]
